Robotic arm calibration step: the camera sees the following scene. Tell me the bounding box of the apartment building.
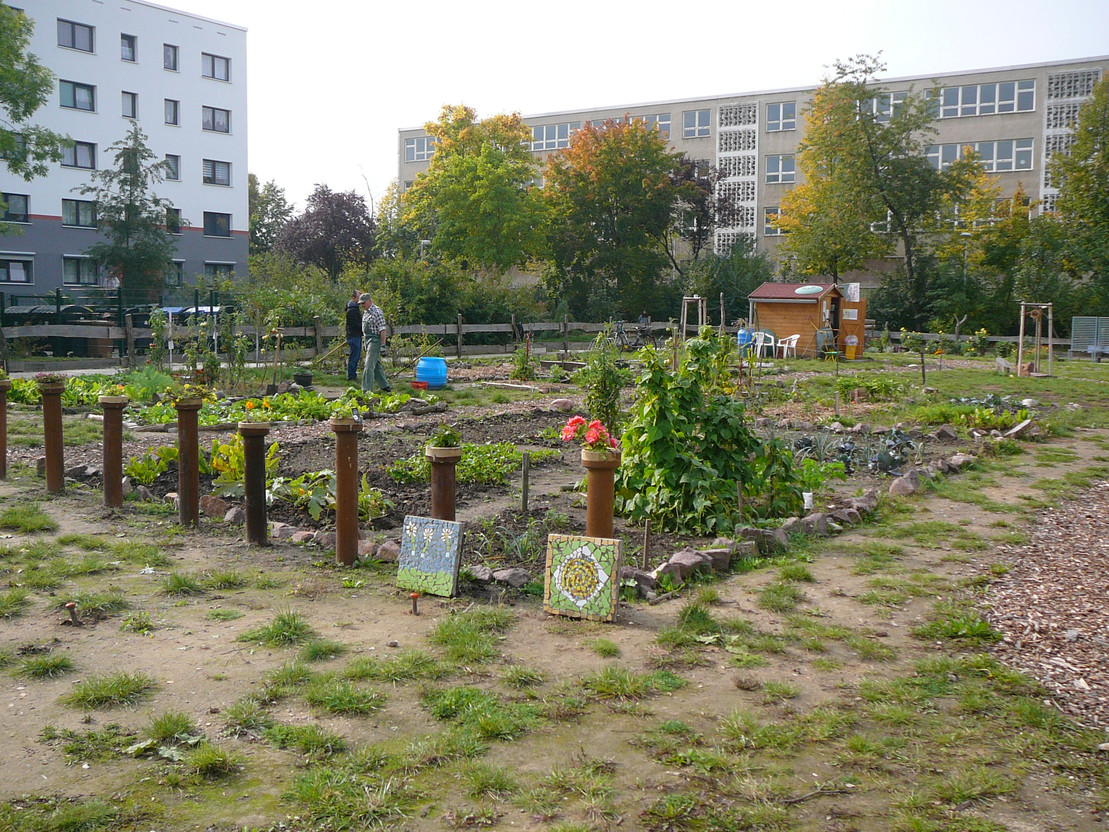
[397,56,1107,271]
[0,0,247,301]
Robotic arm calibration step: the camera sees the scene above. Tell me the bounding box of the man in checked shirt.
[359,292,392,394]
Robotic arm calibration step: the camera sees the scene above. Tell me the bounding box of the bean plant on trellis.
[576,325,630,437]
[614,328,802,535]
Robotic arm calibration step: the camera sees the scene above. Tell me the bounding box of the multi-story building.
[0,0,247,303]
[397,56,1107,280]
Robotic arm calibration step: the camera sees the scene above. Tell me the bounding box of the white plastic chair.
[752,331,776,359]
[777,334,800,359]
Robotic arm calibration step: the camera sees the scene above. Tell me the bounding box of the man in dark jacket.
[344,289,362,382]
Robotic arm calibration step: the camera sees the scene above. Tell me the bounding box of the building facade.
[397,56,1107,274]
[0,0,247,303]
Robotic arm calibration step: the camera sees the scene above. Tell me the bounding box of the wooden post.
[1016,302,1026,376]
[563,314,570,354]
[719,292,725,335]
[511,313,518,345]
[40,381,66,494]
[174,397,203,527]
[521,451,530,513]
[456,313,463,359]
[0,378,10,479]
[313,316,323,357]
[99,395,128,508]
[641,518,651,570]
[240,422,271,546]
[331,417,362,566]
[124,314,135,368]
[1048,304,1054,377]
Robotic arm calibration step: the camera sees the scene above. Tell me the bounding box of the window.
[62,141,96,169]
[166,261,184,286]
[120,34,136,62]
[764,207,787,236]
[530,122,580,151]
[57,19,94,52]
[766,154,795,184]
[2,194,29,223]
[938,80,1035,118]
[683,109,710,138]
[203,212,231,237]
[404,136,436,162]
[766,102,796,132]
[163,43,178,71]
[122,91,137,119]
[640,113,671,139]
[60,80,95,111]
[202,159,231,186]
[63,256,98,286]
[862,91,907,122]
[926,139,1034,173]
[62,199,96,227]
[0,256,33,283]
[202,52,231,81]
[202,106,230,133]
[165,207,182,234]
[164,99,179,125]
[164,154,180,180]
[205,262,234,278]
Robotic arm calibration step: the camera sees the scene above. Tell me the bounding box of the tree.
[1051,73,1109,296]
[684,237,776,326]
[77,124,178,305]
[0,6,67,182]
[542,119,687,319]
[783,55,972,324]
[274,185,375,282]
[664,157,734,275]
[248,174,293,255]
[402,105,544,273]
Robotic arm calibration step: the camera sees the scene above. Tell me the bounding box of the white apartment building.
[0,0,247,302]
[397,56,1107,274]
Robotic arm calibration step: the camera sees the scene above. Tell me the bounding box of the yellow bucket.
[845,345,857,360]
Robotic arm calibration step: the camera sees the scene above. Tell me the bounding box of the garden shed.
[747,282,867,359]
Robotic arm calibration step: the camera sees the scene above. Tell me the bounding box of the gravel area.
[986,481,1109,730]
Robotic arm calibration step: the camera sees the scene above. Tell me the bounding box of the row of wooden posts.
[0,385,623,561]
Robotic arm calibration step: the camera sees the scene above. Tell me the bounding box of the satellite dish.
[794,285,823,295]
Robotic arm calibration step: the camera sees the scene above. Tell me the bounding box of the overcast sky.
[172,0,1109,212]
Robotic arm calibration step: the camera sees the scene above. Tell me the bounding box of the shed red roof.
[748,282,839,300]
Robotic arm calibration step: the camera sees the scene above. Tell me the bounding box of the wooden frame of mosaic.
[543,533,622,622]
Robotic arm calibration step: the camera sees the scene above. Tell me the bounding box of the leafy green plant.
[124,445,178,486]
[269,469,391,522]
[60,672,158,709]
[389,442,557,486]
[510,342,539,381]
[0,504,58,533]
[428,423,461,447]
[210,433,280,498]
[576,327,629,434]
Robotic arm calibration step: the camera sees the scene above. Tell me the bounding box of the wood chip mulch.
[986,480,1109,731]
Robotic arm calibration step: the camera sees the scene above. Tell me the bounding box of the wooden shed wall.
[752,302,822,356]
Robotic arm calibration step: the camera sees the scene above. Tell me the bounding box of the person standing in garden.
[344,289,362,382]
[360,292,392,393]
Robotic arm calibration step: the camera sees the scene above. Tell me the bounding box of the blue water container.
[416,356,448,389]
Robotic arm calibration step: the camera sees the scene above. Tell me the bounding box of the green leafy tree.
[0,6,66,182]
[402,105,544,274]
[785,55,974,326]
[248,174,293,255]
[1050,73,1109,298]
[542,119,688,319]
[684,236,775,325]
[77,124,178,304]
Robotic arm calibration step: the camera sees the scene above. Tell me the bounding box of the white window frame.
[57,19,94,53]
[62,199,96,228]
[202,159,231,186]
[0,253,33,284]
[763,207,786,236]
[765,154,795,184]
[122,91,137,119]
[683,109,710,139]
[530,122,579,151]
[120,33,136,62]
[926,139,1034,173]
[939,80,1035,118]
[404,136,436,162]
[202,106,230,133]
[640,113,671,140]
[766,102,796,132]
[60,80,95,112]
[202,52,231,82]
[62,141,96,169]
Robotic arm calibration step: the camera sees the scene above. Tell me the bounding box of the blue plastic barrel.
[416,356,448,389]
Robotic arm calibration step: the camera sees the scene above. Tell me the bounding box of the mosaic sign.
[544,534,622,622]
[398,515,463,597]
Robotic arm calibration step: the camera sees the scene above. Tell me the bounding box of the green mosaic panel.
[398,515,462,597]
[544,534,622,622]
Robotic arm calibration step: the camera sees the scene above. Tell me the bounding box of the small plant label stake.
[397,515,463,598]
[544,534,622,623]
